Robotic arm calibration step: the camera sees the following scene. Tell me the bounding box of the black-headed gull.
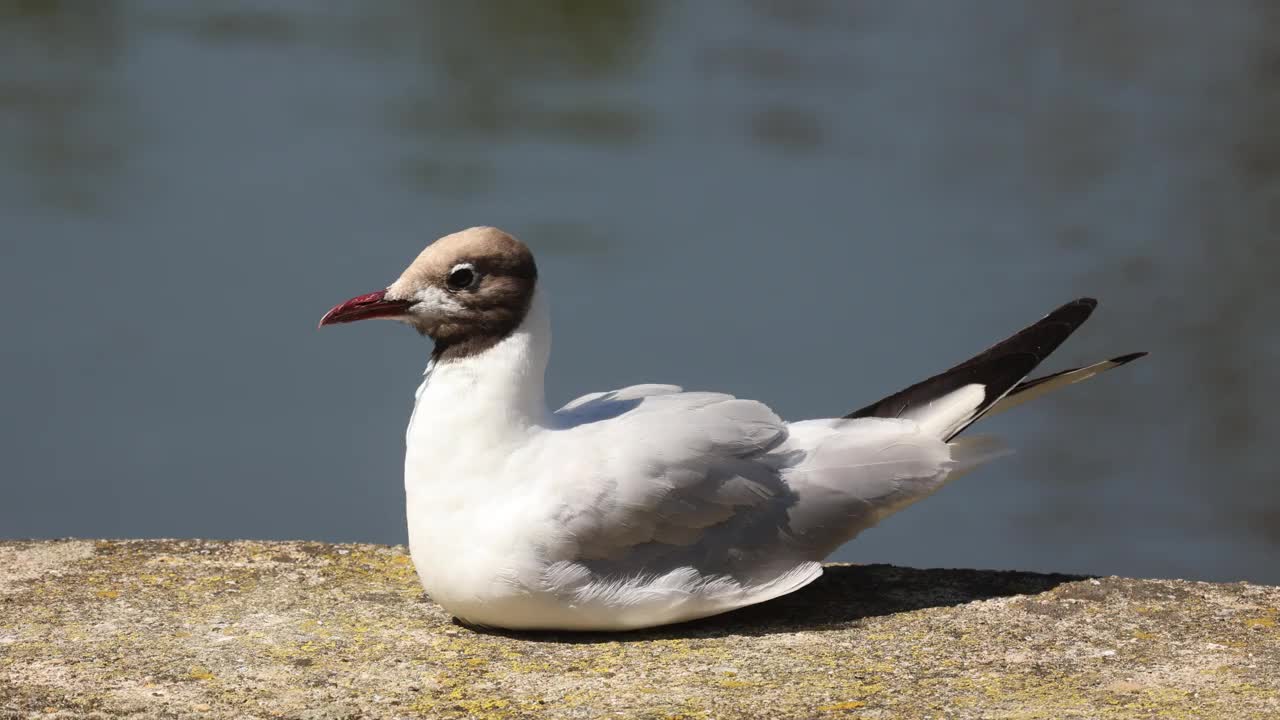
[320,227,1144,631]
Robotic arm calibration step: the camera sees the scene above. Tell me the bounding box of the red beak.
[318,290,414,328]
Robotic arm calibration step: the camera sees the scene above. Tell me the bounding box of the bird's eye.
[445,264,478,291]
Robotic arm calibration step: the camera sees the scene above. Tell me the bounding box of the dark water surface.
[3,1,1277,583]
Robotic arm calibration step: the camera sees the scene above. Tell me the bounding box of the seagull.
[320,226,1145,631]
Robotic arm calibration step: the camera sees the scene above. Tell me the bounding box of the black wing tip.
[845,297,1105,426]
[1057,297,1098,313]
[1047,297,1098,325]
[1110,351,1148,365]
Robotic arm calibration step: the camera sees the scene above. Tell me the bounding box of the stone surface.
[0,540,1277,719]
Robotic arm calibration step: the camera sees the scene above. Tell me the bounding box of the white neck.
[408,288,552,439]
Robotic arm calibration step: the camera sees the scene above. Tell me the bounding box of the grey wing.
[555,384,684,426]
[546,391,813,585]
[548,389,975,568]
[770,417,978,558]
[534,390,980,627]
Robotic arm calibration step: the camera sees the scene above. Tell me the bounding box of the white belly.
[403,448,757,631]
[405,454,822,631]
[403,440,546,618]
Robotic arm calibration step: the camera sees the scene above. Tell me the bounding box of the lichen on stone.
[1,540,1277,719]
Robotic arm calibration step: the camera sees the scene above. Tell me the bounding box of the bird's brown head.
[319,226,538,361]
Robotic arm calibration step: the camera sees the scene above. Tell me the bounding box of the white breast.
[402,293,558,622]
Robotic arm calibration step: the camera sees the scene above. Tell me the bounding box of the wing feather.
[547,393,792,575]
[531,389,966,627]
[545,392,956,582]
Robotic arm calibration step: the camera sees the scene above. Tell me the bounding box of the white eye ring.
[445,263,479,292]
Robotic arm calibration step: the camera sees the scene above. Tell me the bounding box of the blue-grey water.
[2,1,1277,584]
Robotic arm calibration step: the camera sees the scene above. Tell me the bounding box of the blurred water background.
[2,0,1276,584]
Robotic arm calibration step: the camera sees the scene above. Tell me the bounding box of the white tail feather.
[985,357,1136,420]
[905,383,986,439]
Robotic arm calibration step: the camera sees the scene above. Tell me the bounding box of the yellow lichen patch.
[95,589,120,600]
[455,697,512,714]
[188,666,215,681]
[1115,686,1193,713]
[1132,630,1156,640]
[816,699,866,712]
[503,655,553,673]
[846,681,884,697]
[1227,682,1278,697]
[410,679,532,720]
[1243,617,1275,629]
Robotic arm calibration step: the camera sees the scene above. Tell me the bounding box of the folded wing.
[540,388,960,627]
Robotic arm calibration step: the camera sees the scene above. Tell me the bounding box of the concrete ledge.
[1,539,1277,718]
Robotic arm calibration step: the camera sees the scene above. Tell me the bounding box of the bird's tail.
[985,352,1146,419]
[845,298,1145,441]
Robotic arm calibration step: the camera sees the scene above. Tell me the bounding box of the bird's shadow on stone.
[466,563,1089,644]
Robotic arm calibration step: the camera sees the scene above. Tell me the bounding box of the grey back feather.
[547,387,958,589]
